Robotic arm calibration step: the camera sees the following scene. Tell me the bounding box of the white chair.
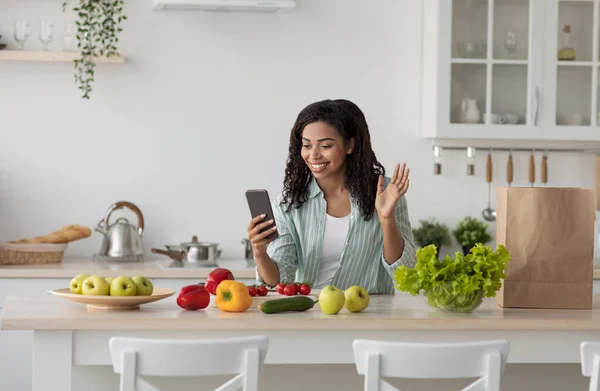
[580,341,600,391]
[352,339,510,391]
[109,335,269,391]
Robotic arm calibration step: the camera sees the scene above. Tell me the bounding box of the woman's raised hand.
[375,163,410,220]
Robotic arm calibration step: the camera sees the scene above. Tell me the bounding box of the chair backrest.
[109,335,269,391]
[353,339,510,391]
[580,341,600,391]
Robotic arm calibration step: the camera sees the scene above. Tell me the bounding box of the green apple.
[318,285,345,315]
[105,277,115,285]
[110,276,137,296]
[82,275,110,296]
[69,273,90,294]
[132,276,153,296]
[344,285,370,313]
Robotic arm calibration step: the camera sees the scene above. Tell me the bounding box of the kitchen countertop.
[4,291,600,331]
[0,259,256,279]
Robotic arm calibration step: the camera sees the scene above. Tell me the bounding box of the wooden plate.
[50,287,175,311]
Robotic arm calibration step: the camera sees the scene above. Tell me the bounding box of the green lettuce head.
[394,244,511,305]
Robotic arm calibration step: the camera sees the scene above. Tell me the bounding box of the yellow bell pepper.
[215,280,253,312]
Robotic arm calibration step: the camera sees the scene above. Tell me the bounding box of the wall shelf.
[0,51,126,63]
[557,61,594,67]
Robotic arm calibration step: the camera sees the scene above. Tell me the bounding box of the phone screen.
[245,189,279,241]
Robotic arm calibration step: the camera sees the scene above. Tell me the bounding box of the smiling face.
[301,121,354,180]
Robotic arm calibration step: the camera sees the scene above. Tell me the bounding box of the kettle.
[93,201,145,262]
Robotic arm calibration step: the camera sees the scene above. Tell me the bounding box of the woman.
[248,99,416,294]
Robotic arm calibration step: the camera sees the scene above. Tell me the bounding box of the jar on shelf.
[558,24,576,61]
[62,22,77,52]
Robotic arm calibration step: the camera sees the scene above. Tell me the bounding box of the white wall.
[0,0,595,262]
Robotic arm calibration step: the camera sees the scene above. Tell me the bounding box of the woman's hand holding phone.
[245,189,282,286]
[247,214,278,258]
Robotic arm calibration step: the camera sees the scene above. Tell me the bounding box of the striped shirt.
[256,176,417,294]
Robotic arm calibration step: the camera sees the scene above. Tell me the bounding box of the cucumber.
[258,296,317,314]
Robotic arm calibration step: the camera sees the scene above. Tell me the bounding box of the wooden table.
[0,260,257,391]
[2,292,600,391]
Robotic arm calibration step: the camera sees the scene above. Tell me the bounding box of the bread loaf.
[10,225,92,244]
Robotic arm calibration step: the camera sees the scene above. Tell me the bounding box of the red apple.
[204,268,234,295]
[176,285,209,310]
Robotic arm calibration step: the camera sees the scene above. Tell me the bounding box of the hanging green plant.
[62,0,127,99]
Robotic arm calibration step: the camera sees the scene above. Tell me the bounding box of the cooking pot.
[181,236,220,263]
[152,236,221,265]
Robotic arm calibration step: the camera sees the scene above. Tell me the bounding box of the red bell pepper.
[204,268,234,295]
[176,284,209,310]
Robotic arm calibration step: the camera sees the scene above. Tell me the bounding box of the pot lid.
[180,235,218,248]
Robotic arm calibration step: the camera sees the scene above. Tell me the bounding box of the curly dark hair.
[280,99,385,221]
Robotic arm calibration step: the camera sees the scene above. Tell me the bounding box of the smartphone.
[246,189,279,241]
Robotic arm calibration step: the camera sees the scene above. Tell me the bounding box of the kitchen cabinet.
[422,0,600,142]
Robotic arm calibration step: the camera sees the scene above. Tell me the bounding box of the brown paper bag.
[496,187,594,309]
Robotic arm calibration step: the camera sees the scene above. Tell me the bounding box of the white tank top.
[313,213,350,289]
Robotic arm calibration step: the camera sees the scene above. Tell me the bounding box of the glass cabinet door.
[554,0,596,127]
[546,0,600,130]
[450,0,533,127]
